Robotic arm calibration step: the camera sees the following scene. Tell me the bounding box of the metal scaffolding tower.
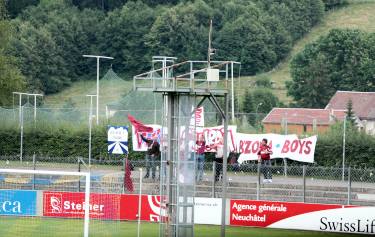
[134,56,240,237]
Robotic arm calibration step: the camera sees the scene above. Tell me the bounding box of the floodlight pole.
[221,93,229,237]
[207,19,213,69]
[87,94,96,168]
[83,55,114,125]
[20,105,23,163]
[231,62,235,122]
[30,93,43,125]
[342,116,347,181]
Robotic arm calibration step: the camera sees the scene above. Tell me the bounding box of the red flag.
[124,159,134,192]
[127,114,153,132]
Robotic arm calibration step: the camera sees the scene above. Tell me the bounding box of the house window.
[303,124,307,133]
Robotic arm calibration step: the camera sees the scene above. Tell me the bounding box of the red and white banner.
[132,124,162,151]
[230,199,375,234]
[236,133,317,163]
[120,195,222,225]
[190,107,205,127]
[120,194,167,222]
[43,192,121,219]
[196,125,237,152]
[132,125,237,153]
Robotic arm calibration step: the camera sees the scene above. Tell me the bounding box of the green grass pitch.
[0,217,358,237]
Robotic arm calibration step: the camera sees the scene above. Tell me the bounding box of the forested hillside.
[1,0,328,105]
[246,0,375,104]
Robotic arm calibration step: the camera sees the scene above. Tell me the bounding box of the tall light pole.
[207,19,214,69]
[231,62,235,122]
[342,116,347,181]
[255,102,263,132]
[83,55,114,125]
[86,94,96,168]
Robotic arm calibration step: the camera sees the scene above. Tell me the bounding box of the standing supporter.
[195,135,206,182]
[257,138,273,183]
[140,134,160,180]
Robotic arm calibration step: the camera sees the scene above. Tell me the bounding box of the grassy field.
[43,76,133,109]
[0,217,359,237]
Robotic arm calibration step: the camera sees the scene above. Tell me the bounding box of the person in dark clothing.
[195,135,206,182]
[257,138,273,183]
[229,152,240,172]
[140,134,160,179]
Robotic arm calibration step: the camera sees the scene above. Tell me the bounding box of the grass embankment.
[242,0,375,104]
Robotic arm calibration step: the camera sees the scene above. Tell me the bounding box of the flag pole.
[123,154,127,193]
[137,168,143,237]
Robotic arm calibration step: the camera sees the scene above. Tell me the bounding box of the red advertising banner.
[120,194,167,222]
[43,192,121,219]
[230,199,347,227]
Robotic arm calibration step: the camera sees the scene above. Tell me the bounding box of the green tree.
[345,99,356,126]
[288,51,333,108]
[72,0,181,10]
[255,75,272,88]
[7,0,105,93]
[288,29,375,108]
[217,5,276,75]
[242,89,280,126]
[98,1,156,75]
[0,0,25,106]
[5,0,39,18]
[146,0,217,62]
[242,89,254,114]
[322,0,347,10]
[255,0,324,42]
[19,1,104,79]
[8,21,69,93]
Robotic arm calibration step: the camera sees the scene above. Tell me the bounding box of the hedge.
[0,125,374,167]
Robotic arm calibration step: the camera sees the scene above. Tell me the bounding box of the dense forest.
[1,0,328,101]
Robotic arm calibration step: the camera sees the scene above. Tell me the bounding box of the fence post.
[32,153,36,190]
[78,157,81,192]
[302,165,306,203]
[257,162,260,200]
[123,157,127,194]
[283,158,287,177]
[212,162,216,198]
[347,167,351,205]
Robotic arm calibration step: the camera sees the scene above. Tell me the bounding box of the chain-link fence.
[0,105,266,130]
[1,156,374,206]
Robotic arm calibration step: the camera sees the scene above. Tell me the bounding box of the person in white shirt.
[210,137,224,182]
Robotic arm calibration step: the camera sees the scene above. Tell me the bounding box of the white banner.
[269,207,375,234]
[194,198,222,225]
[236,133,317,163]
[131,124,162,151]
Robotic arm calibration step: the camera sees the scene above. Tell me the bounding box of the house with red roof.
[325,91,375,135]
[262,91,375,135]
[262,108,346,134]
